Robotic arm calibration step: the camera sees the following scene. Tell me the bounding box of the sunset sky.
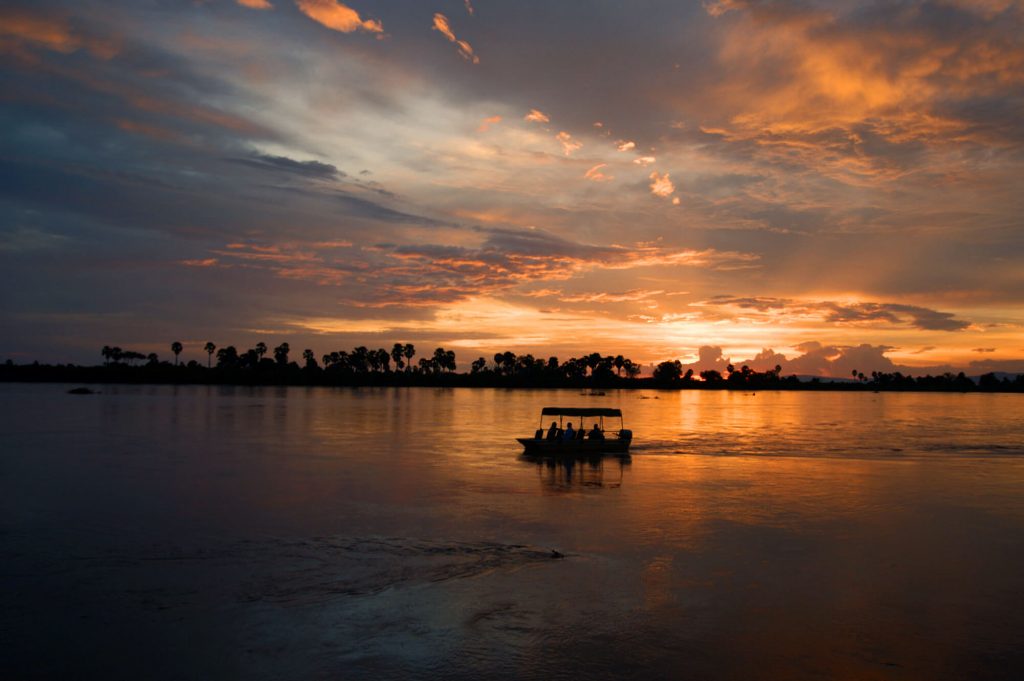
[2,0,1023,375]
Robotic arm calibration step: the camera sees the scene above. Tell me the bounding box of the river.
[2,384,1023,679]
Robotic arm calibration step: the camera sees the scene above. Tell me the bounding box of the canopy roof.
[541,407,622,417]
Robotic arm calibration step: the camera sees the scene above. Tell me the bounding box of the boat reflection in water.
[519,451,632,490]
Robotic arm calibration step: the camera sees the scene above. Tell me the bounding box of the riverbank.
[2,362,1022,392]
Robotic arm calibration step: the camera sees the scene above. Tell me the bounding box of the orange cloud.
[524,109,550,123]
[200,230,760,310]
[584,163,613,182]
[294,0,383,34]
[478,115,501,132]
[700,1,1024,182]
[237,0,273,9]
[703,0,742,17]
[432,13,479,63]
[464,0,475,16]
[633,156,656,166]
[649,171,675,198]
[0,8,118,59]
[560,290,664,303]
[616,140,636,151]
[556,131,581,155]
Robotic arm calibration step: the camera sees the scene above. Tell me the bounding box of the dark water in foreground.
[2,384,1023,679]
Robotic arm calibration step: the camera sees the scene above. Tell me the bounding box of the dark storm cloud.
[229,154,345,179]
[703,296,971,332]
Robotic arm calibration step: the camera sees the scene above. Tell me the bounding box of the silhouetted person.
[588,423,604,440]
[563,422,575,441]
[546,421,559,440]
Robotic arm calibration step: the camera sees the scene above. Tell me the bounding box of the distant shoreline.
[3,363,1022,393]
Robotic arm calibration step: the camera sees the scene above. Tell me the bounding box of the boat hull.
[517,437,631,455]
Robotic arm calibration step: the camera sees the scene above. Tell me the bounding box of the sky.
[2,0,1023,376]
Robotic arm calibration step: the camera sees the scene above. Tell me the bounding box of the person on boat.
[562,422,576,441]
[546,421,559,440]
[588,423,604,440]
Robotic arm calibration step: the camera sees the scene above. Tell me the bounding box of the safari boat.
[518,407,632,454]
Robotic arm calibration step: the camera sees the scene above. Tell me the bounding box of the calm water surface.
[2,384,1023,679]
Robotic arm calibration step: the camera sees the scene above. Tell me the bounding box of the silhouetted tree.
[122,350,145,366]
[302,348,317,369]
[471,357,487,374]
[255,342,267,361]
[171,341,183,366]
[403,344,416,372]
[216,345,238,368]
[147,352,159,366]
[432,347,456,373]
[273,342,290,366]
[350,346,369,373]
[653,360,683,383]
[391,343,405,372]
[204,342,216,368]
[700,369,723,383]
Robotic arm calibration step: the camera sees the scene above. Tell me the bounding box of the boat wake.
[237,536,566,606]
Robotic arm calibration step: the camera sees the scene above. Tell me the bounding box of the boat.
[517,407,632,455]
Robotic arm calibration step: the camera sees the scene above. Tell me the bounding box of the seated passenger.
[546,421,559,440]
[588,423,605,440]
[562,423,576,441]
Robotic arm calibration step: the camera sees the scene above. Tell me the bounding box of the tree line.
[3,341,1021,391]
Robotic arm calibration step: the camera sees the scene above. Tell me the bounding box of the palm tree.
[255,342,267,361]
[171,341,183,366]
[215,345,238,368]
[391,343,405,372]
[101,345,112,366]
[204,342,216,368]
[273,342,289,365]
[302,349,316,369]
[403,344,415,372]
[347,346,366,373]
[614,355,625,376]
[432,347,447,372]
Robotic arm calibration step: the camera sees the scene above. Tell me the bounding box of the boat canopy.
[541,407,622,418]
